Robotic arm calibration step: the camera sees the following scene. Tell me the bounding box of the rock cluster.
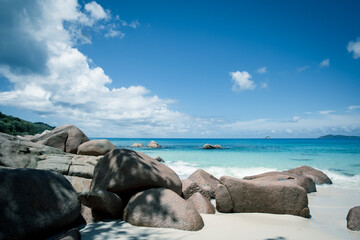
[202,143,222,149]
[20,125,90,154]
[1,125,346,237]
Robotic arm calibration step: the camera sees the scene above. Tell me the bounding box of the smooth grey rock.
[131,143,143,147]
[347,206,360,231]
[147,140,161,148]
[77,139,116,156]
[0,168,81,240]
[123,188,204,231]
[244,171,317,193]
[284,165,332,185]
[217,176,310,218]
[80,190,123,219]
[31,125,89,154]
[188,169,219,199]
[90,149,182,199]
[187,192,215,214]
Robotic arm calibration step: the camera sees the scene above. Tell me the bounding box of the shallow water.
[99,138,360,188]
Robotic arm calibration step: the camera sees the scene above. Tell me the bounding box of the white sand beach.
[80,185,360,240]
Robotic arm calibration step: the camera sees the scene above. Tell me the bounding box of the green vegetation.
[0,111,54,136]
[318,134,360,139]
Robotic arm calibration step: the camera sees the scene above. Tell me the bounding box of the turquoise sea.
[101,138,360,188]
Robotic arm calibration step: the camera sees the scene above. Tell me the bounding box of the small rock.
[131,143,144,147]
[347,206,360,231]
[154,156,164,162]
[147,140,161,148]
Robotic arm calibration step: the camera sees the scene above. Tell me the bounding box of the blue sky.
[0,0,360,137]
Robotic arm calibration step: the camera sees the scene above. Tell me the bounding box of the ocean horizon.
[97,138,360,189]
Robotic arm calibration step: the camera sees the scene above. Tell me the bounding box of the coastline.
[81,185,360,240]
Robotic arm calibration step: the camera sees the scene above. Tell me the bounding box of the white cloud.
[230,71,256,91]
[347,38,360,59]
[349,105,360,110]
[257,66,267,74]
[84,1,107,20]
[318,110,335,115]
[0,0,189,137]
[296,66,310,72]
[225,113,360,137]
[319,58,330,67]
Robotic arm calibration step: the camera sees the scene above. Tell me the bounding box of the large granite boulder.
[30,125,90,154]
[216,176,310,218]
[187,192,215,214]
[0,168,81,240]
[244,171,316,193]
[182,179,211,200]
[77,139,116,156]
[347,206,360,231]
[188,169,219,198]
[147,140,161,148]
[80,190,123,219]
[90,149,182,200]
[123,188,204,231]
[0,132,64,168]
[284,166,332,185]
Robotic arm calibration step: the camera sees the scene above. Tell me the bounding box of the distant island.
[318,134,360,139]
[0,111,54,136]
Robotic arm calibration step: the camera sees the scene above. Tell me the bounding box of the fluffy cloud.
[347,38,360,59]
[319,58,330,67]
[0,0,190,137]
[349,105,360,110]
[230,71,256,91]
[225,113,360,137]
[257,66,267,74]
[84,1,107,20]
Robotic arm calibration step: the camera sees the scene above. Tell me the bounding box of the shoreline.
[80,185,360,240]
